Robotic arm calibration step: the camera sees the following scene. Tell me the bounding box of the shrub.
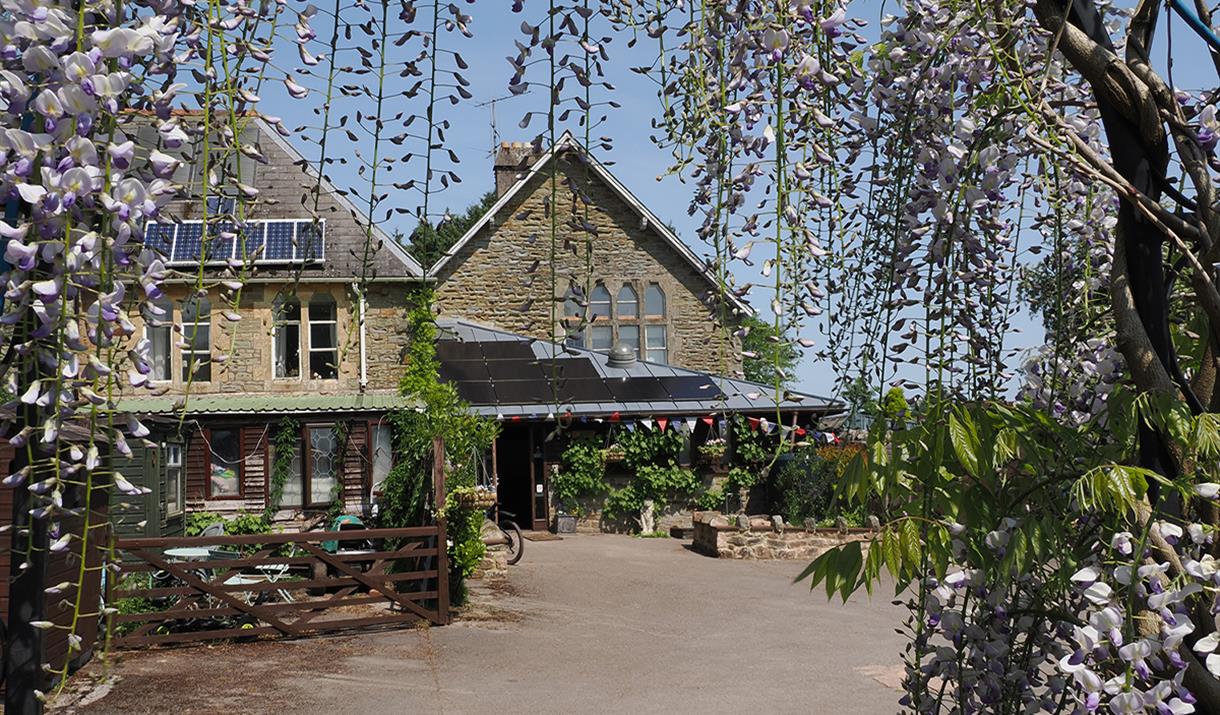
[767,449,838,526]
[555,437,607,516]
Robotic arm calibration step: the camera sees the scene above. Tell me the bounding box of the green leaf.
[836,540,863,603]
[949,410,980,476]
[1072,464,1156,514]
[1195,413,1220,458]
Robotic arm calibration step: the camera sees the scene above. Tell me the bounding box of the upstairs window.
[590,284,612,321]
[181,296,211,382]
[563,287,584,348]
[308,294,338,379]
[144,297,173,382]
[644,283,668,364]
[273,296,302,379]
[645,283,666,318]
[617,285,638,319]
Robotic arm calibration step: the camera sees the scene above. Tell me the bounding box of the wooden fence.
[107,526,448,647]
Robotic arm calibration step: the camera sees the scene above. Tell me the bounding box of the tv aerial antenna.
[476,90,529,158]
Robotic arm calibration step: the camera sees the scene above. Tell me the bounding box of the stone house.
[428,131,749,376]
[117,121,834,529]
[120,114,423,520]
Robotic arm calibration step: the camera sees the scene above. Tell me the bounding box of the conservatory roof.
[435,319,842,420]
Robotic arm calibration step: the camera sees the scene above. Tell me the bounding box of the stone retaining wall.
[692,512,872,560]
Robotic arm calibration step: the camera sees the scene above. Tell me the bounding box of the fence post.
[432,436,449,624]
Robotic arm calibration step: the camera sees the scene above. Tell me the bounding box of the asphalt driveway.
[61,534,906,714]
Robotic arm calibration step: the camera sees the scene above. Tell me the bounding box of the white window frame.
[272,297,303,380]
[180,297,212,383]
[144,298,174,383]
[307,294,339,380]
[163,443,184,518]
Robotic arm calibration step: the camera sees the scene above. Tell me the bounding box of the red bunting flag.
[610,411,621,422]
[748,417,761,430]
[657,417,669,431]
[795,426,806,436]
[702,416,714,426]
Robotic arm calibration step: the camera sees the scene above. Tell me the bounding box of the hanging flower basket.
[454,488,497,510]
[698,439,728,462]
[602,444,626,463]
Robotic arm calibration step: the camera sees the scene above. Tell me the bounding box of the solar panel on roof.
[171,222,204,263]
[145,223,174,256]
[453,381,497,404]
[241,223,265,260]
[555,378,615,403]
[660,376,723,400]
[493,380,553,404]
[438,360,490,383]
[206,221,236,263]
[264,221,295,261]
[436,341,485,361]
[486,359,547,381]
[480,342,535,360]
[606,377,670,401]
[297,221,324,260]
[546,358,601,380]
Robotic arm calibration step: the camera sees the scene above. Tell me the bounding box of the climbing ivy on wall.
[554,437,608,516]
[265,417,300,518]
[378,288,499,604]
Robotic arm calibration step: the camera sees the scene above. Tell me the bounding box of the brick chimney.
[494,141,544,196]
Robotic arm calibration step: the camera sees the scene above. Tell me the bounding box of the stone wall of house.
[433,151,742,374]
[692,512,873,559]
[130,282,412,396]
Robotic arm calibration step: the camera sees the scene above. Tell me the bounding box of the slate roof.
[436,319,841,419]
[424,131,753,315]
[117,392,420,416]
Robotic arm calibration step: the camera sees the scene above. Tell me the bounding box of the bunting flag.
[702,416,714,426]
[795,426,806,436]
[610,411,621,422]
[748,416,761,431]
[685,417,698,433]
[657,417,669,431]
[546,412,555,421]
[624,422,637,432]
[641,418,654,430]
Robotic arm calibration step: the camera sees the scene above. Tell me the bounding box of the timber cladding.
[431,152,743,375]
[0,443,110,688]
[184,417,372,515]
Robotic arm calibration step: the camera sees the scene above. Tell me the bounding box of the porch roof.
[117,391,420,417]
[435,320,843,420]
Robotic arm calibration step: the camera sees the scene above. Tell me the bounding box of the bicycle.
[489,508,524,565]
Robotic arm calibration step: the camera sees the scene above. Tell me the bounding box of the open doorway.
[495,425,546,530]
[495,422,534,529]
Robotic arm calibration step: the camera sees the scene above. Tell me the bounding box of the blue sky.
[263,1,1219,401]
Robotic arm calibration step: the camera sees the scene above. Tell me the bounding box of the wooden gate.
[107,526,448,647]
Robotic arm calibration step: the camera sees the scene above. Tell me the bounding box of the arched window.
[144,297,173,381]
[644,284,667,364]
[273,296,302,379]
[589,284,613,350]
[562,287,584,347]
[308,294,338,379]
[180,295,211,382]
[590,284,612,320]
[645,283,666,317]
[617,285,638,319]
